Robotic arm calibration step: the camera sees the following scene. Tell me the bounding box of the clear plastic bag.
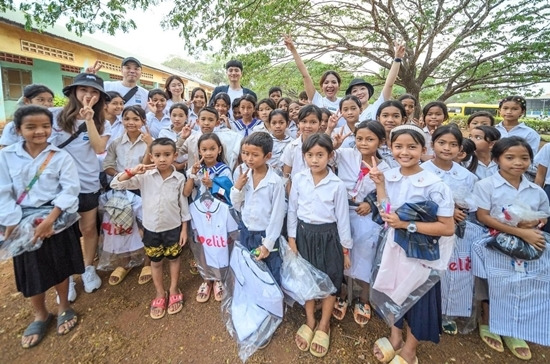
[221,243,283,362]
[0,206,80,260]
[279,236,336,306]
[491,203,549,227]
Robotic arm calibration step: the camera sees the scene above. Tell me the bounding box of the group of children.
[1,63,549,363]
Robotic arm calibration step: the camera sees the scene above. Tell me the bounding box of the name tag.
[513,259,526,273]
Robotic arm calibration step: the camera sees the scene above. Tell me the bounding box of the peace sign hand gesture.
[79,95,97,121]
[192,156,204,175]
[332,126,352,149]
[326,111,340,134]
[131,163,156,175]
[283,34,295,51]
[234,165,249,191]
[85,60,103,74]
[180,122,194,140]
[147,98,159,113]
[366,156,384,185]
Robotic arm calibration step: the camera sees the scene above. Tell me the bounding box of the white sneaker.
[82,265,102,293]
[56,276,77,304]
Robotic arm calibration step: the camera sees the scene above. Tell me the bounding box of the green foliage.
[448,115,550,134]
[53,94,67,107]
[162,57,226,85]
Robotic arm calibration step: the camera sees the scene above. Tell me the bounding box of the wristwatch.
[407,221,417,233]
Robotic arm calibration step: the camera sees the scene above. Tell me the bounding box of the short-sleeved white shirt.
[104,81,149,109]
[311,91,340,114]
[360,94,386,122]
[495,122,540,154]
[534,143,550,185]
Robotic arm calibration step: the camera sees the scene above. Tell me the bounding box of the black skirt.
[296,219,344,296]
[13,223,84,298]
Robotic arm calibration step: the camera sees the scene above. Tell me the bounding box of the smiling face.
[432,133,460,162]
[150,94,167,113]
[299,113,320,140]
[214,99,229,118]
[355,127,382,159]
[226,66,242,84]
[391,133,425,173]
[192,90,206,109]
[170,107,188,132]
[497,145,531,180]
[105,96,124,118]
[168,79,184,99]
[378,106,404,135]
[122,110,145,134]
[351,85,370,105]
[75,86,100,107]
[341,99,361,125]
[199,138,222,167]
[288,102,301,121]
[321,74,340,100]
[121,62,141,84]
[17,113,52,148]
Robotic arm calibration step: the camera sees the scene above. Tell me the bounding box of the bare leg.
[79,208,99,266]
[54,278,77,334]
[167,257,182,313]
[21,293,49,347]
[295,299,317,350]
[311,295,335,355]
[373,325,404,361]
[150,260,165,317]
[398,326,418,364]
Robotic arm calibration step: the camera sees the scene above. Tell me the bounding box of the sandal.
[57,308,78,335]
[138,266,152,285]
[310,329,331,358]
[389,354,418,364]
[196,282,211,303]
[21,314,53,348]
[109,266,132,286]
[478,324,504,352]
[167,290,184,315]
[295,324,315,352]
[442,319,458,335]
[503,336,532,360]
[373,337,400,363]
[332,297,348,320]
[214,281,224,302]
[189,260,199,275]
[353,299,371,327]
[150,294,167,320]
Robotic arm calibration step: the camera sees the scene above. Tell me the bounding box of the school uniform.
[104,81,148,109]
[287,168,352,295]
[188,162,233,198]
[0,142,83,297]
[378,144,400,168]
[280,136,307,179]
[372,167,454,343]
[159,128,188,167]
[110,166,191,262]
[230,166,286,284]
[422,160,480,318]
[332,124,355,148]
[146,112,171,139]
[103,133,148,173]
[49,108,112,210]
[215,129,241,170]
[231,119,263,138]
[474,160,499,180]
[270,135,293,174]
[472,172,550,345]
[495,122,540,154]
[534,143,550,220]
[188,108,199,127]
[106,117,124,147]
[334,148,390,283]
[287,121,298,139]
[359,94,386,121]
[422,127,435,156]
[0,121,22,146]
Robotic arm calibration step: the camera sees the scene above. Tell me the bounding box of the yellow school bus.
[447,103,499,117]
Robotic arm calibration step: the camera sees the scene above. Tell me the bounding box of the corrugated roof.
[0,9,216,87]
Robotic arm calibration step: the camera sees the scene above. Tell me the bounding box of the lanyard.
[349,164,370,201]
[16,150,55,205]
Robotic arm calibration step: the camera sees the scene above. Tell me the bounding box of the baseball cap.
[121,57,142,68]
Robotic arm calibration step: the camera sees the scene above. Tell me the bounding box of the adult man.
[103,57,149,109]
[209,60,257,117]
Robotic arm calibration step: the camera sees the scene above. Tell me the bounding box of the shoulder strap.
[122,86,139,103]
[16,150,56,204]
[57,122,87,149]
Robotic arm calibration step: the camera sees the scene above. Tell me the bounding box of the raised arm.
[380,41,406,101]
[284,35,316,101]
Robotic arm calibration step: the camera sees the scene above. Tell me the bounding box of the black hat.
[62,73,107,98]
[345,78,375,100]
[121,57,142,68]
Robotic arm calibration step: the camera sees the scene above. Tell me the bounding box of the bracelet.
[394,57,402,63]
[124,168,134,178]
[343,249,350,256]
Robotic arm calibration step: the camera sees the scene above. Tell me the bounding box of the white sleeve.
[473,179,492,211]
[311,91,324,107]
[287,179,299,238]
[264,182,286,251]
[110,172,142,190]
[334,182,353,248]
[0,151,22,226]
[534,143,550,168]
[52,153,80,213]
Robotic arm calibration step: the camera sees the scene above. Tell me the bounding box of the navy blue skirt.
[394,281,442,343]
[13,223,84,298]
[296,219,344,296]
[240,226,282,286]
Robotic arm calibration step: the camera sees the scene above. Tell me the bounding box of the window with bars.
[2,68,32,100]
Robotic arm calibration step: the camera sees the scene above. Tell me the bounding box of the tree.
[7,0,550,101]
[162,57,227,85]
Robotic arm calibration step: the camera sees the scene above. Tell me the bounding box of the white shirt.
[0,121,22,146]
[0,143,80,226]
[103,133,148,173]
[146,112,172,139]
[422,126,435,156]
[474,160,499,180]
[110,166,191,232]
[311,91,340,114]
[495,122,540,154]
[49,108,111,193]
[287,168,353,248]
[106,117,125,147]
[280,136,307,179]
[534,143,550,185]
[332,124,355,148]
[359,94,386,122]
[230,166,286,251]
[422,160,478,211]
[287,121,298,139]
[104,81,149,109]
[231,119,263,138]
[270,135,293,173]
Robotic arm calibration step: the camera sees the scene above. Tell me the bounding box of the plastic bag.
[491,203,549,227]
[279,236,336,306]
[370,228,455,326]
[221,242,283,362]
[0,206,80,260]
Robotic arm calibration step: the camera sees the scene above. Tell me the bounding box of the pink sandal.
[168,290,184,315]
[150,294,167,320]
[214,281,224,302]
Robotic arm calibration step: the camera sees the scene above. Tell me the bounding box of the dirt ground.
[1,247,549,364]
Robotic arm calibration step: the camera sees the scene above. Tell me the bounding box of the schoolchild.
[266,109,293,173]
[158,103,190,172]
[231,94,262,137]
[252,98,276,133]
[534,143,550,232]
[369,125,455,364]
[329,95,361,148]
[288,133,352,358]
[111,138,190,319]
[188,87,208,126]
[421,101,448,160]
[104,91,125,146]
[212,92,232,130]
[376,100,407,168]
[287,100,302,139]
[472,136,550,360]
[277,97,291,112]
[0,105,82,347]
[455,138,479,174]
[398,94,423,128]
[268,86,283,105]
[467,111,494,132]
[232,97,242,121]
[49,73,111,295]
[319,108,332,134]
[495,96,539,154]
[146,89,171,138]
[469,125,501,179]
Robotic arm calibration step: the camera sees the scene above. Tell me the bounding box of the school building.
[0,10,215,125]
[526,95,550,118]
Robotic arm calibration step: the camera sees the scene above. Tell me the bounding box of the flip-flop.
[189,260,199,275]
[196,282,211,303]
[295,324,315,352]
[389,354,418,364]
[21,314,53,348]
[332,297,348,320]
[478,324,504,352]
[353,299,371,327]
[167,290,184,315]
[373,337,400,363]
[138,266,152,285]
[150,294,167,320]
[442,320,458,335]
[310,329,331,358]
[213,281,224,302]
[109,266,132,286]
[57,308,78,335]
[503,336,532,360]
